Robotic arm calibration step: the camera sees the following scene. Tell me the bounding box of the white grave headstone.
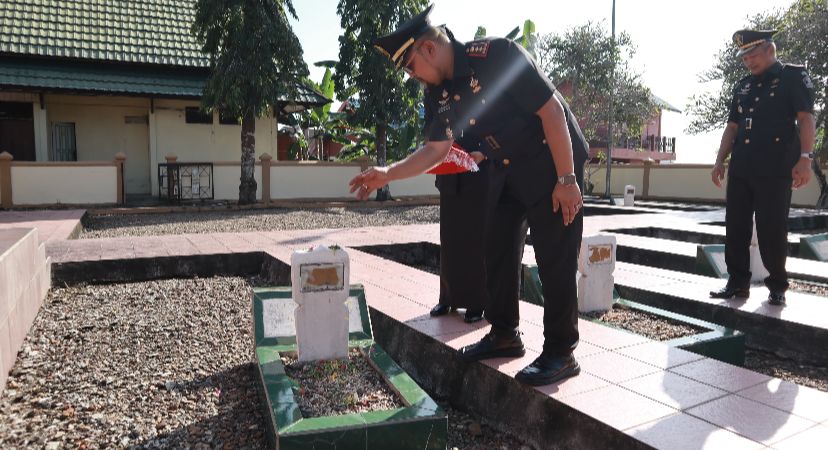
[750,216,769,282]
[291,245,350,362]
[577,235,617,313]
[624,185,636,207]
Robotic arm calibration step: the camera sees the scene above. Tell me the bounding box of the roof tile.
[0,0,208,67]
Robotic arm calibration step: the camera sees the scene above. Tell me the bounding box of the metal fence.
[158,163,214,202]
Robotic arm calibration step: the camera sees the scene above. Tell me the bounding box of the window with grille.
[185,107,213,124]
[50,122,77,161]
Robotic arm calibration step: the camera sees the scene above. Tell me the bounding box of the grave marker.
[291,245,350,362]
[577,235,617,312]
[624,185,636,206]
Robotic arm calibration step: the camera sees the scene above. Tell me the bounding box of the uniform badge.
[466,40,490,58]
[470,76,481,94]
[446,127,454,140]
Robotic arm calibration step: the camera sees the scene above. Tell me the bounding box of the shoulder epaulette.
[465,39,490,58]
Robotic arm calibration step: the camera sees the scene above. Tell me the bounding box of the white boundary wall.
[589,164,824,207]
[11,165,117,205]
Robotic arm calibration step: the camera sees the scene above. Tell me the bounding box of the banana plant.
[482,19,537,57]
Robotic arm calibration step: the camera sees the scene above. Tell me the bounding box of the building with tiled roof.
[0,0,328,197]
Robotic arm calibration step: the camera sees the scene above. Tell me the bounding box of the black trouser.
[483,184,582,356]
[725,174,792,292]
[438,166,490,310]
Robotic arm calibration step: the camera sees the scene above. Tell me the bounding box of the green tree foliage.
[687,0,827,206]
[685,13,783,134]
[334,0,427,200]
[192,0,308,204]
[306,61,340,160]
[536,22,658,143]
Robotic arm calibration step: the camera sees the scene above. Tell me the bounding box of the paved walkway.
[0,210,84,244]
[5,208,828,448]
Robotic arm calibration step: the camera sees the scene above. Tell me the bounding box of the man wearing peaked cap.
[733,29,777,57]
[710,28,816,306]
[373,4,435,70]
[352,4,590,386]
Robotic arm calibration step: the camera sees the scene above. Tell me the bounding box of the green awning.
[0,58,332,115]
[0,57,206,97]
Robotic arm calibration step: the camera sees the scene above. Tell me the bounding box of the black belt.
[477,116,546,161]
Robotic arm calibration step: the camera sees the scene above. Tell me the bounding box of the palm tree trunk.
[239,110,258,205]
[375,122,391,201]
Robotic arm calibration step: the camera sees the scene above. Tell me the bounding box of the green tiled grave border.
[252,285,447,450]
[523,265,745,365]
[696,244,728,279]
[799,233,828,262]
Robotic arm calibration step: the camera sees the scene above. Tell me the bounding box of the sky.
[288,0,791,163]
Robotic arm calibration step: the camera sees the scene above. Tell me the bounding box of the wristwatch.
[801,152,814,160]
[558,173,577,186]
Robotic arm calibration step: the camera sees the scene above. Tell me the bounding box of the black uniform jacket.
[727,61,815,178]
[423,34,589,206]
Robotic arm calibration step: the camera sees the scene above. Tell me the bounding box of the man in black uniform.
[710,29,816,306]
[350,5,589,386]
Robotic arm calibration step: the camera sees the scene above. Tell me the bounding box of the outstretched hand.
[349,167,390,200]
[552,183,582,226]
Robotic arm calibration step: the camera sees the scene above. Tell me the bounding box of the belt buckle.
[745,118,752,130]
[484,135,501,150]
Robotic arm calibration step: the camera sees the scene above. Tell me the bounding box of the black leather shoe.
[768,291,786,306]
[464,309,484,323]
[709,285,750,299]
[515,353,580,386]
[430,304,451,316]
[459,328,525,362]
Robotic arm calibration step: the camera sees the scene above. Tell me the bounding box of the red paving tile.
[670,358,772,393]
[737,378,828,424]
[614,341,705,369]
[534,371,611,399]
[686,395,817,445]
[620,371,729,410]
[482,349,541,375]
[0,210,85,244]
[561,384,677,431]
[576,319,651,350]
[626,413,766,450]
[404,313,488,337]
[578,351,661,384]
[438,327,491,351]
[770,424,828,450]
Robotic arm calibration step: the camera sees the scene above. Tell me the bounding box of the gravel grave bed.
[745,348,828,393]
[0,277,537,449]
[280,349,404,418]
[81,206,440,238]
[580,305,706,341]
[788,280,828,297]
[0,277,265,450]
[442,401,536,450]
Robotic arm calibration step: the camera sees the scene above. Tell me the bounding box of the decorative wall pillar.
[0,152,13,208]
[259,153,272,206]
[114,152,127,205]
